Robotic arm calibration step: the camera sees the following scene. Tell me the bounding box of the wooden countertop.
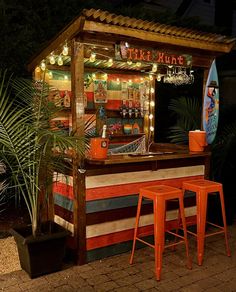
[86,143,211,166]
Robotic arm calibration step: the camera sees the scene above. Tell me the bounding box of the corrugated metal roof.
[82,8,235,45]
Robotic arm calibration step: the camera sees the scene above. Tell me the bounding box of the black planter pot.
[10,221,70,278]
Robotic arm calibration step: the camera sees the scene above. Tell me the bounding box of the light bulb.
[149,74,153,81]
[149,114,154,120]
[150,101,155,107]
[152,64,157,72]
[107,58,113,66]
[89,53,96,62]
[48,71,53,79]
[150,87,155,94]
[92,73,96,80]
[49,53,55,65]
[40,60,46,71]
[156,74,161,82]
[64,75,68,80]
[127,60,132,65]
[116,78,120,83]
[57,56,63,66]
[62,44,69,56]
[128,79,132,84]
[125,42,129,48]
[136,62,141,67]
[150,126,154,132]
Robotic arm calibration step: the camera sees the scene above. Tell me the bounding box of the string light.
[116,78,120,83]
[149,114,154,120]
[150,87,155,94]
[127,60,132,65]
[62,43,69,56]
[89,52,96,62]
[57,55,63,66]
[156,74,161,82]
[149,74,153,81]
[107,58,113,66]
[136,62,141,67]
[40,60,46,71]
[150,101,155,107]
[150,126,154,132]
[152,64,157,72]
[49,53,55,65]
[64,75,68,80]
[48,71,53,79]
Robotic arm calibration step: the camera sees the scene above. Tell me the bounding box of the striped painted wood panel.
[53,165,204,252]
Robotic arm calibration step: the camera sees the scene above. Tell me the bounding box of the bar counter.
[53,144,211,263]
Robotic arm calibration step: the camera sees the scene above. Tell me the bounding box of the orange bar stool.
[182,179,231,266]
[130,185,192,281]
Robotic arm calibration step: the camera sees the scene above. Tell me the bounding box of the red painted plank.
[53,182,74,200]
[86,216,196,250]
[86,175,204,201]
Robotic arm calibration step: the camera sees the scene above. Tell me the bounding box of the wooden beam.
[71,39,87,265]
[84,21,234,54]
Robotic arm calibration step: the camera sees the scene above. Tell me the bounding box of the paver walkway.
[1,224,236,291]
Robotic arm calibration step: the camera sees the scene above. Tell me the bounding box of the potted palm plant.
[0,70,87,278]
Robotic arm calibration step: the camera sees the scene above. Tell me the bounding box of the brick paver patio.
[1,224,236,291]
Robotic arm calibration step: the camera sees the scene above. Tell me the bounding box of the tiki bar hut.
[27,9,235,264]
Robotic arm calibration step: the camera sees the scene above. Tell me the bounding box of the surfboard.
[202,59,219,144]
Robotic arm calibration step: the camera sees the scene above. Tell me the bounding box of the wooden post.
[71,38,87,265]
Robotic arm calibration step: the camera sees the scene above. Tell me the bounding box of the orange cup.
[189,130,207,152]
[89,137,109,159]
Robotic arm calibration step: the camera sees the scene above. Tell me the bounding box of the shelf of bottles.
[37,69,155,145]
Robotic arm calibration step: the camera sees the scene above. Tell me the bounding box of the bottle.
[101,125,107,138]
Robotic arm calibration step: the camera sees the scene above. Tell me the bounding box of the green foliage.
[0,70,86,236]
[167,96,201,144]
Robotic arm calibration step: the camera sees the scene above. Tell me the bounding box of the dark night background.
[1,0,236,77]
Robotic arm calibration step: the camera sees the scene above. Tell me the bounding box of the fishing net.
[108,135,146,155]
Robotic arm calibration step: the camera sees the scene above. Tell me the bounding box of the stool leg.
[179,197,192,270]
[130,195,143,265]
[196,190,208,266]
[219,187,231,257]
[154,198,165,281]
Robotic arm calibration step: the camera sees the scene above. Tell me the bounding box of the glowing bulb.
[104,73,108,80]
[62,43,69,56]
[140,77,144,81]
[150,126,154,132]
[49,53,55,65]
[64,75,68,80]
[48,71,53,79]
[149,74,153,81]
[150,101,155,107]
[108,58,113,66]
[156,74,161,82]
[125,42,129,48]
[128,79,132,84]
[116,78,120,83]
[150,87,155,94]
[40,60,46,71]
[92,73,96,79]
[127,60,132,65]
[149,114,154,120]
[57,56,63,66]
[152,64,157,72]
[89,52,96,62]
[136,62,141,67]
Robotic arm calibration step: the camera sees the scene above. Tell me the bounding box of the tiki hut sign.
[116,42,192,67]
